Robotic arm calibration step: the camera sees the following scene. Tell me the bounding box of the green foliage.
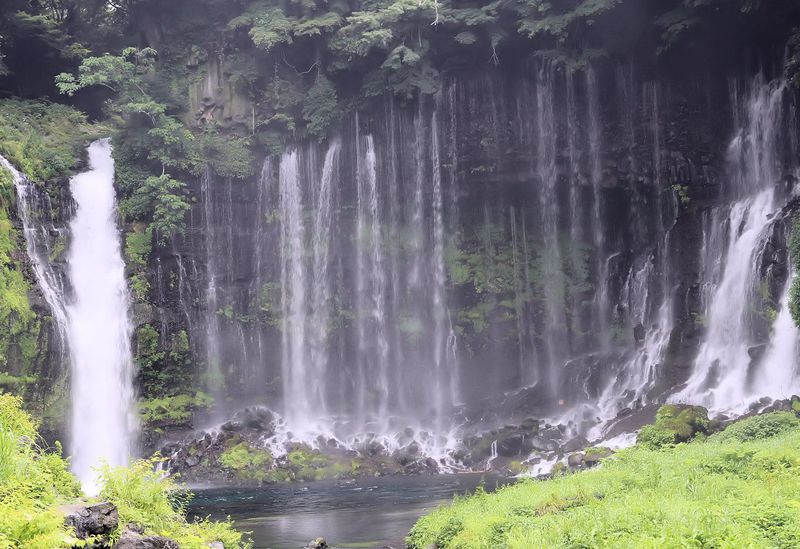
[138,392,213,428]
[0,166,42,385]
[789,215,800,328]
[0,99,97,182]
[637,404,710,449]
[125,225,153,268]
[0,394,246,547]
[123,175,191,242]
[713,412,800,443]
[58,48,195,241]
[303,75,341,137]
[98,457,246,548]
[0,394,80,548]
[229,3,295,53]
[199,130,254,179]
[408,411,800,548]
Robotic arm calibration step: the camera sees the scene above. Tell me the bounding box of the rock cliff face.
[15,50,797,471]
[137,55,799,454]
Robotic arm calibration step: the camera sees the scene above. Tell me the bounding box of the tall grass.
[408,412,800,548]
[0,393,248,548]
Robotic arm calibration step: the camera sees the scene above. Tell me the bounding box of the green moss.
[219,442,273,482]
[583,446,614,463]
[0,166,43,384]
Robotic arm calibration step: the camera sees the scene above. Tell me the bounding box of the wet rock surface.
[63,501,118,539]
[113,527,180,549]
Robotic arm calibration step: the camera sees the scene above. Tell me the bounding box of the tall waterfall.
[66,140,135,494]
[675,75,799,411]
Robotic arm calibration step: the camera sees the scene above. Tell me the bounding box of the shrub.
[636,404,710,448]
[713,412,800,443]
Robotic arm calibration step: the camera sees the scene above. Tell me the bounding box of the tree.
[56,47,193,241]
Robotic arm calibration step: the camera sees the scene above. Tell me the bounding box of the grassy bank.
[0,393,248,548]
[408,411,800,548]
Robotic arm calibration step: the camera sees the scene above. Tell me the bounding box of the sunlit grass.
[0,393,248,548]
[408,412,800,548]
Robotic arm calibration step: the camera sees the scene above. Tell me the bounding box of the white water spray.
[67,140,136,494]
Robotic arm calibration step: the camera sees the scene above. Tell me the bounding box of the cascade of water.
[278,150,308,427]
[356,135,390,424]
[585,65,609,348]
[430,109,455,429]
[535,62,568,395]
[756,275,800,397]
[0,156,69,359]
[675,75,788,411]
[307,142,341,419]
[66,140,136,494]
[201,166,224,402]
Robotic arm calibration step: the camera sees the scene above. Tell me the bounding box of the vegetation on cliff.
[1,0,798,417]
[408,408,800,548]
[0,392,247,548]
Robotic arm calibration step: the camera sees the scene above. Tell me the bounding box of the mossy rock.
[637,404,710,449]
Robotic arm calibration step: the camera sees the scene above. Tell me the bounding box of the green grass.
[0,392,248,548]
[408,411,800,548]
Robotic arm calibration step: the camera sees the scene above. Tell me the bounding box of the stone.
[567,453,584,468]
[633,322,645,344]
[220,420,243,433]
[208,543,225,549]
[497,433,524,457]
[305,538,328,549]
[583,447,614,466]
[63,501,118,539]
[185,454,201,467]
[114,527,180,549]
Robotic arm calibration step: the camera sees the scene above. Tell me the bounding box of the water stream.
[66,140,136,494]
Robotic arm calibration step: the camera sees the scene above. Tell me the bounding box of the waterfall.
[66,140,135,494]
[0,156,69,360]
[186,64,800,458]
[356,134,390,424]
[675,75,792,412]
[201,166,224,401]
[279,142,341,432]
[535,62,569,395]
[279,150,309,427]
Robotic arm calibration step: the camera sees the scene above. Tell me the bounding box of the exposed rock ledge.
[62,501,225,548]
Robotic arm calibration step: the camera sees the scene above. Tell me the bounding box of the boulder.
[497,433,524,457]
[63,501,118,539]
[583,447,614,466]
[567,453,584,469]
[114,527,180,549]
[305,538,328,549]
